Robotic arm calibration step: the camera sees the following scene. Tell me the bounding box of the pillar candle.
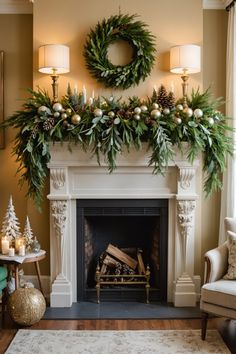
[1,237,10,255]
[19,245,25,257]
[8,247,15,257]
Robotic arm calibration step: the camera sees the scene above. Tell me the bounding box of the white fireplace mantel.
[47,143,200,307]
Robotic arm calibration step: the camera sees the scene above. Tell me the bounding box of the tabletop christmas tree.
[22,216,34,247]
[1,195,21,242]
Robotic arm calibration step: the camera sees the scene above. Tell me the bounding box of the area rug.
[5,329,230,354]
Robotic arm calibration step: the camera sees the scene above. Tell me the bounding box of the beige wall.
[0,2,228,281]
[197,9,228,278]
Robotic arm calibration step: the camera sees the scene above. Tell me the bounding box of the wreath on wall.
[83,14,156,89]
[0,85,233,209]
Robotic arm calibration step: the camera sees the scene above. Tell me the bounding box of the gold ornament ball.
[134,107,141,115]
[151,109,161,118]
[140,105,148,112]
[108,111,115,118]
[94,108,103,117]
[71,114,81,125]
[152,103,159,110]
[176,104,183,111]
[8,287,46,326]
[183,107,193,117]
[61,113,68,120]
[52,102,63,112]
[66,108,72,115]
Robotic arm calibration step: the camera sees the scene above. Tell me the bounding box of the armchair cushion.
[224,231,236,280]
[201,279,236,310]
[0,266,7,282]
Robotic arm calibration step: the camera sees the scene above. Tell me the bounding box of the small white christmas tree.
[22,216,34,245]
[1,195,21,241]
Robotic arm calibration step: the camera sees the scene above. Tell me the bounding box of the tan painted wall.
[197,10,228,278]
[0,3,228,282]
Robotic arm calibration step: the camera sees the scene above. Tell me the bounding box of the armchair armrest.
[204,242,228,283]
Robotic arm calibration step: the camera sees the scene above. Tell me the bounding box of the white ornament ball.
[54,112,60,118]
[176,104,183,111]
[71,114,81,125]
[108,111,115,118]
[152,103,159,110]
[151,109,161,119]
[94,108,103,117]
[140,105,148,112]
[174,117,182,125]
[61,113,68,120]
[163,108,170,115]
[207,117,214,126]
[184,107,193,117]
[134,107,141,115]
[194,108,203,118]
[134,114,141,121]
[38,106,49,115]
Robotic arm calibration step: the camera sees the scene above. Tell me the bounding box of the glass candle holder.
[15,236,25,254]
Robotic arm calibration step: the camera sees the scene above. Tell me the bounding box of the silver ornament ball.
[52,102,63,112]
[152,103,159,110]
[38,106,50,115]
[134,107,141,115]
[94,108,103,117]
[163,108,170,115]
[140,105,148,113]
[133,114,141,121]
[54,112,60,118]
[194,108,203,118]
[151,109,161,119]
[176,104,183,111]
[71,114,81,125]
[174,117,182,125]
[207,117,214,126]
[108,111,115,118]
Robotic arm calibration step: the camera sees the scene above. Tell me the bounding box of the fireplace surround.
[48,143,200,307]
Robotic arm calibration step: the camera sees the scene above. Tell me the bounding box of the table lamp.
[170,44,201,107]
[38,44,70,102]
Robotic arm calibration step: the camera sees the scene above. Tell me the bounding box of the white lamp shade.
[170,44,201,74]
[38,44,70,74]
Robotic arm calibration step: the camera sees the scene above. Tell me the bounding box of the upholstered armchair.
[0,265,8,325]
[200,217,236,340]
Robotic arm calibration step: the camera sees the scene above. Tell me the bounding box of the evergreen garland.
[84,14,156,89]
[1,86,234,208]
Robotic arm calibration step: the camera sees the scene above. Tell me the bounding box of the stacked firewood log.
[98,244,146,282]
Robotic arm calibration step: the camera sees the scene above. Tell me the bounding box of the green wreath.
[84,14,156,90]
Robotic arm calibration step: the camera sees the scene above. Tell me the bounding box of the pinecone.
[166,91,175,109]
[157,85,169,109]
[43,117,55,131]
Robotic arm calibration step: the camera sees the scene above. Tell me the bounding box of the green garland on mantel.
[1,85,234,208]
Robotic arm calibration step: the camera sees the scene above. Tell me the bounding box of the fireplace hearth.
[76,199,168,302]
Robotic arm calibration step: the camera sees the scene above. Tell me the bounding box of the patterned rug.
[5,329,230,354]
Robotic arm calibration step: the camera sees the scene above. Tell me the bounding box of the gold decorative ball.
[151,109,161,118]
[71,114,81,125]
[133,114,141,121]
[8,287,46,326]
[152,103,159,110]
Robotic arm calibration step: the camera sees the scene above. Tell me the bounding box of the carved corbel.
[51,200,67,277]
[177,200,196,274]
[50,168,66,190]
[179,167,195,189]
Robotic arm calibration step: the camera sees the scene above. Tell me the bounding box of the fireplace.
[76,199,168,302]
[48,143,200,307]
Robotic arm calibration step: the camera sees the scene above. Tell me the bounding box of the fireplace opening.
[77,199,168,302]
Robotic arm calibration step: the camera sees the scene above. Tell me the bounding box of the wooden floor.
[0,317,236,354]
